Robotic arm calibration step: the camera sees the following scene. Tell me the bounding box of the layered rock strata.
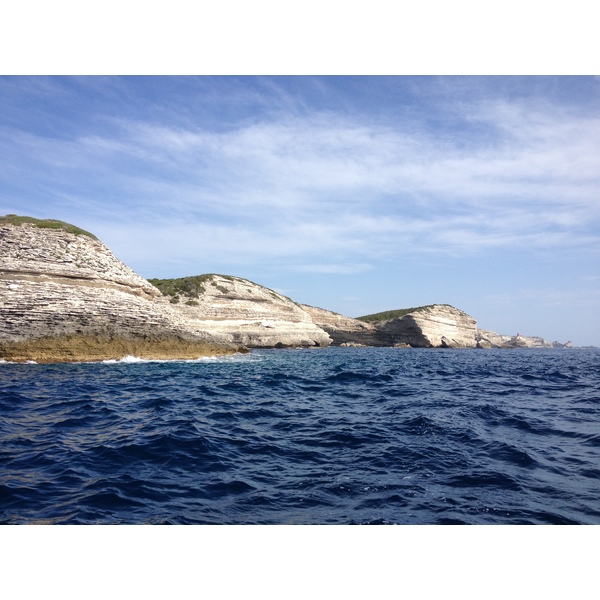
[155,275,332,349]
[1,216,567,360]
[306,303,567,349]
[0,221,242,362]
[306,304,479,348]
[300,305,381,346]
[376,305,478,348]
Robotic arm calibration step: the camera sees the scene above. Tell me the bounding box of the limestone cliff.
[476,330,572,349]
[307,303,567,349]
[300,305,381,346]
[0,215,567,360]
[375,305,479,348]
[151,275,332,348]
[0,217,242,362]
[307,303,479,348]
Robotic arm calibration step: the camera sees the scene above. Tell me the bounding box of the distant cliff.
[372,304,479,348]
[305,303,569,349]
[305,304,479,348]
[0,216,242,362]
[476,330,572,349]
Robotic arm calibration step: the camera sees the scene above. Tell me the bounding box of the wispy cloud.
[2,83,599,278]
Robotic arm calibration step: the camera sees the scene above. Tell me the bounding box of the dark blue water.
[1,347,598,524]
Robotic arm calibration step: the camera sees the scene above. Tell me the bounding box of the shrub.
[357,305,436,323]
[0,214,97,239]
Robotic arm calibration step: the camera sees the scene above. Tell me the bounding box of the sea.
[1,347,599,525]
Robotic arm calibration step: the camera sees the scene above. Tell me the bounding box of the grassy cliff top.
[148,274,226,299]
[148,273,295,304]
[356,304,459,323]
[0,214,97,239]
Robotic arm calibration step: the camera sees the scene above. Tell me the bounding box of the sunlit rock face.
[0,220,242,362]
[2,216,566,361]
[376,305,479,348]
[476,329,571,349]
[305,304,479,348]
[159,274,332,349]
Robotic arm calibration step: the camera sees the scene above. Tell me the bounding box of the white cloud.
[2,93,599,274]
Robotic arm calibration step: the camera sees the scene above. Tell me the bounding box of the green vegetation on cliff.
[148,274,218,299]
[0,214,97,239]
[149,273,296,305]
[357,304,467,323]
[356,305,438,323]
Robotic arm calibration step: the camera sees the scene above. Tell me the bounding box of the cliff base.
[0,334,245,363]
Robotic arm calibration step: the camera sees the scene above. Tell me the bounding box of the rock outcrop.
[476,330,572,349]
[300,305,382,346]
[376,305,478,348]
[152,275,332,349]
[306,303,569,349]
[306,303,479,348]
[0,218,243,362]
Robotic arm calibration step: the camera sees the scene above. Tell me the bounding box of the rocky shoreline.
[0,216,571,363]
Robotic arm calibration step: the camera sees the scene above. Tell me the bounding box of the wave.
[100,352,257,365]
[1,347,599,524]
[0,359,37,365]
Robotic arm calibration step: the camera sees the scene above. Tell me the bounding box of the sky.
[1,75,599,346]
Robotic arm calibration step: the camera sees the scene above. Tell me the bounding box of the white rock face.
[1,221,158,298]
[2,217,566,360]
[305,304,479,348]
[476,329,571,348]
[161,275,332,348]
[0,219,331,360]
[0,222,241,361]
[378,305,479,348]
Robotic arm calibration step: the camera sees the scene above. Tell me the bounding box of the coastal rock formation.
[152,275,332,348]
[0,218,242,362]
[476,330,572,349]
[1,215,569,361]
[307,302,569,349]
[300,304,382,346]
[376,305,478,348]
[306,304,479,348]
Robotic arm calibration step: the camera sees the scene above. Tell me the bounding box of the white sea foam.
[102,355,158,364]
[1,353,259,366]
[0,359,39,365]
[100,352,258,365]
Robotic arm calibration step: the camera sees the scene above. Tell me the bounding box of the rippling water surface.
[1,348,598,524]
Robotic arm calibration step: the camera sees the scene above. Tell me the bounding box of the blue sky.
[1,76,599,345]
